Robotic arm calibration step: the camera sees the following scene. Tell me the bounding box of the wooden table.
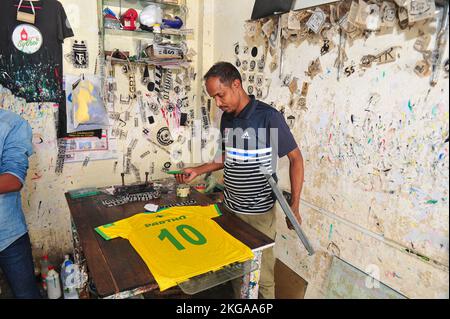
[65,187,274,299]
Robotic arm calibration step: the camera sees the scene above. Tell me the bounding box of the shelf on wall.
[107,56,191,69]
[103,0,182,10]
[104,27,193,38]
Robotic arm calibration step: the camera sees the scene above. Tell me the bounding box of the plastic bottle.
[46,266,62,299]
[61,255,79,299]
[40,255,50,291]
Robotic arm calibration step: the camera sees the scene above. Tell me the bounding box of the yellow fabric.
[74,81,95,124]
[95,205,254,291]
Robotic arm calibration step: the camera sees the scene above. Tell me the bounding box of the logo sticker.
[12,24,43,54]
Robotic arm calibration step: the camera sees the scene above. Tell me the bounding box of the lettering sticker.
[344,64,356,77]
[321,39,331,56]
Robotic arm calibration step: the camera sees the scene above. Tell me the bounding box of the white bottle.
[61,255,79,299]
[46,266,62,299]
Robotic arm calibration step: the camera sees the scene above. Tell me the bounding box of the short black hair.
[203,62,242,86]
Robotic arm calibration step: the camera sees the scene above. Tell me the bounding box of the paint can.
[176,184,190,198]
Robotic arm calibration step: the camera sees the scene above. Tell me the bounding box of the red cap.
[48,266,55,271]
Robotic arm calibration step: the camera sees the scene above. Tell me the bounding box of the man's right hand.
[175,168,199,184]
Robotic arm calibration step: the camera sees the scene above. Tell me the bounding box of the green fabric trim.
[214,204,222,216]
[95,227,111,240]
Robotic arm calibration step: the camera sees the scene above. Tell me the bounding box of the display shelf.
[104,27,193,38]
[103,0,182,10]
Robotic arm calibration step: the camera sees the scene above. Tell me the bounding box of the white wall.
[208,0,449,298]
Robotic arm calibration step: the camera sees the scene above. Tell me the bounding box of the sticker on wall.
[397,6,409,30]
[234,42,240,55]
[381,1,397,28]
[249,60,256,72]
[360,47,400,67]
[300,82,309,97]
[407,0,436,23]
[357,2,381,31]
[256,74,264,87]
[287,115,296,129]
[247,85,254,95]
[321,39,331,56]
[305,58,323,79]
[262,19,275,38]
[235,58,241,68]
[251,47,258,58]
[375,46,400,64]
[414,60,431,77]
[414,30,431,52]
[306,8,326,34]
[344,64,356,77]
[339,13,360,39]
[241,60,249,71]
[149,102,160,115]
[12,24,43,55]
[244,21,259,38]
[258,56,266,72]
[164,162,172,169]
[288,10,305,30]
[157,127,174,146]
[289,78,298,95]
[72,40,89,68]
[256,88,263,99]
[297,97,307,111]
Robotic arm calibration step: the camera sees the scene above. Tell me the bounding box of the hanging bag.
[17,0,36,24]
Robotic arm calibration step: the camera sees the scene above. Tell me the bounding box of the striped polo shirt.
[220,97,298,214]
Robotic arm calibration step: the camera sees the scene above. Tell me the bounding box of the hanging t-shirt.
[95,205,255,291]
[0,0,74,103]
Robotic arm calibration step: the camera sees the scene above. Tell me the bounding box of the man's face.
[205,76,240,114]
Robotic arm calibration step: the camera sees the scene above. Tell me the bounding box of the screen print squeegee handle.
[260,165,315,256]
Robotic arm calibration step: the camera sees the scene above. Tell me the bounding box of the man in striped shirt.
[175,62,304,299]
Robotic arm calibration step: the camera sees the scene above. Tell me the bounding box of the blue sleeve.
[0,119,33,184]
[269,111,298,158]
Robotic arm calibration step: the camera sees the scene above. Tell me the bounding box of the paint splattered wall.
[210,0,449,298]
[0,0,203,264]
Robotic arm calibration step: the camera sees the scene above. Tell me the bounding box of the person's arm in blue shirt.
[0,119,33,194]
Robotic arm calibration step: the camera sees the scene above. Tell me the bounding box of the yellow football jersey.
[95,204,254,291]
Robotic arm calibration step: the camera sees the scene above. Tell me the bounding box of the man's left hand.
[286,205,302,230]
